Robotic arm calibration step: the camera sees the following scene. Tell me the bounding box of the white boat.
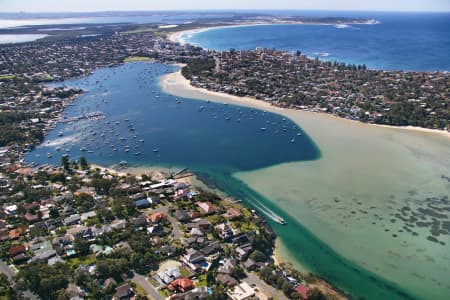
[275,217,286,225]
[260,127,267,131]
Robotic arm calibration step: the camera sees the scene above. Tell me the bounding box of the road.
[148,205,182,240]
[245,271,289,300]
[167,214,182,240]
[0,259,14,281]
[131,273,164,300]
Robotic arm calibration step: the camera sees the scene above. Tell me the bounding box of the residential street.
[245,271,289,300]
[0,259,14,281]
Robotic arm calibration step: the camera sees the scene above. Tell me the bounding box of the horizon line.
[1,8,449,14]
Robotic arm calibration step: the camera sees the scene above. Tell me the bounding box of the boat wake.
[246,195,286,225]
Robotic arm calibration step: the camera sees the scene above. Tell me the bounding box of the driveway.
[131,273,164,300]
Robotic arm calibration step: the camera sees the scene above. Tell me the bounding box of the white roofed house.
[227,282,255,300]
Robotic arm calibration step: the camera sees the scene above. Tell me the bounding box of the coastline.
[90,163,213,192]
[167,19,380,47]
[160,68,450,138]
[160,65,450,300]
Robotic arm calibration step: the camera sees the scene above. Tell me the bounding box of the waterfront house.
[294,284,310,300]
[196,201,216,214]
[225,207,242,220]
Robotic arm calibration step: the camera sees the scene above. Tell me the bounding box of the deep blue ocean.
[184,12,450,71]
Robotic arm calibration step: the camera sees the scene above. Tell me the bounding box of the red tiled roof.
[295,284,309,300]
[196,201,216,213]
[9,245,26,257]
[15,167,32,175]
[9,227,25,240]
[149,212,166,223]
[227,208,242,218]
[24,212,39,222]
[168,277,195,292]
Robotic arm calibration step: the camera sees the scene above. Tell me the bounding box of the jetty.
[59,111,105,123]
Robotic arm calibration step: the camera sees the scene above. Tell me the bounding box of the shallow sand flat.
[161,70,450,299]
[234,113,450,299]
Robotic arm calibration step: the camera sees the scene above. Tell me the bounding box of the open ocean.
[183,12,450,71]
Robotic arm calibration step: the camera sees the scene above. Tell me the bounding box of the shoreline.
[90,163,212,190]
[159,65,450,299]
[160,68,450,138]
[167,19,380,46]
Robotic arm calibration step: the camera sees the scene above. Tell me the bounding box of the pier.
[59,111,105,123]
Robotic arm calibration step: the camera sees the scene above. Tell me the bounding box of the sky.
[0,0,449,13]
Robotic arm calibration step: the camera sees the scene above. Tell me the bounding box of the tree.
[249,249,266,262]
[49,207,60,219]
[61,156,70,170]
[73,238,90,256]
[17,263,69,299]
[79,156,88,170]
[230,266,246,279]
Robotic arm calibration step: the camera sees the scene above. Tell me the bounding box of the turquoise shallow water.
[27,62,425,300]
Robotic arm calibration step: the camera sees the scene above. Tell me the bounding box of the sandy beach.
[167,24,270,45]
[167,19,382,47]
[161,69,449,138]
